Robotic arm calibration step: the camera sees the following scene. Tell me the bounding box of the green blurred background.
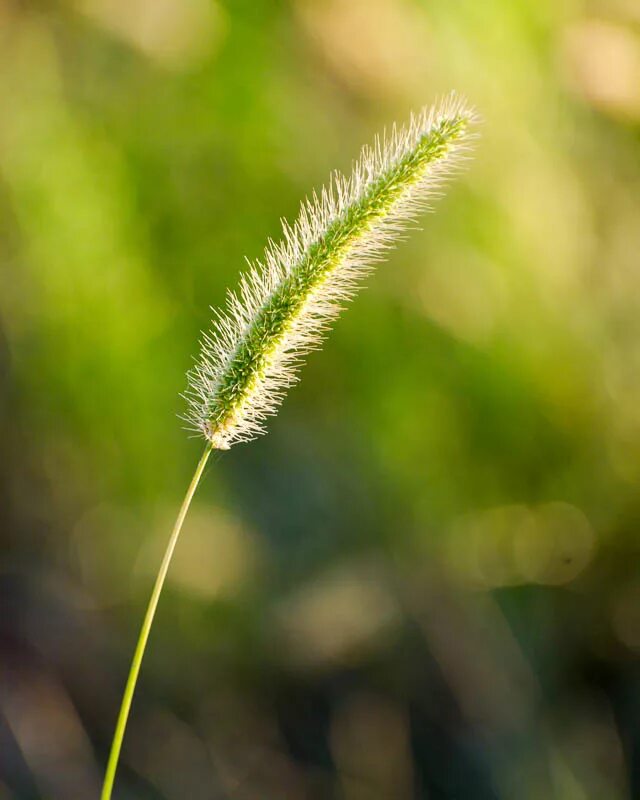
[1,0,640,797]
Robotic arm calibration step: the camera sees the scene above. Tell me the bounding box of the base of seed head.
[206,421,231,450]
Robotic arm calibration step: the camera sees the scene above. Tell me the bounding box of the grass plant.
[101,94,477,799]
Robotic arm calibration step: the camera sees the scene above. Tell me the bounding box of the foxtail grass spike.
[184,94,477,449]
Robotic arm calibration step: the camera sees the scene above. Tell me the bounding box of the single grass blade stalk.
[101,95,476,798]
[100,444,212,800]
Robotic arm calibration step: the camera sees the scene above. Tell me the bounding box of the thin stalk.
[101,444,213,800]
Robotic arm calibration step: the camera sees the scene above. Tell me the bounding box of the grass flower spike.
[185,93,477,449]
[101,94,477,800]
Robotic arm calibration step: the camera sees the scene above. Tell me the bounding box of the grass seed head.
[184,94,478,449]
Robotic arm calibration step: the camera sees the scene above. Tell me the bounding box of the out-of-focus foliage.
[0,0,639,798]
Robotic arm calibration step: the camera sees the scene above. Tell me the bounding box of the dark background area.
[1,0,640,797]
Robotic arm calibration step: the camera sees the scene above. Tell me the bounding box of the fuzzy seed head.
[184,94,478,448]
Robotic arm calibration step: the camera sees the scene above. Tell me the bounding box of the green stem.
[101,444,213,800]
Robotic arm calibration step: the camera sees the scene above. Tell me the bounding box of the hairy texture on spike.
[184,94,478,449]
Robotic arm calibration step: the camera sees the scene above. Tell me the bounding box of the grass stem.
[100,444,212,800]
